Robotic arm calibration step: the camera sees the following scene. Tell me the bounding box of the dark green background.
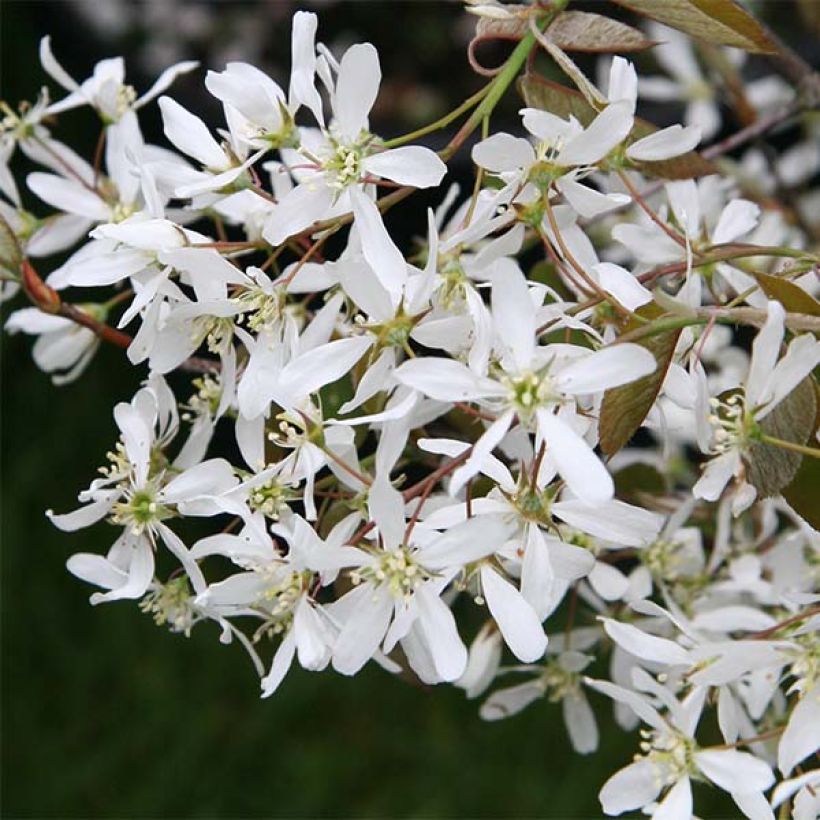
[1,2,814,817]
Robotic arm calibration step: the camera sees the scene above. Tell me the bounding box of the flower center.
[323,140,365,189]
[506,371,555,419]
[353,545,432,600]
[707,393,759,454]
[249,478,295,520]
[111,485,171,535]
[140,577,196,635]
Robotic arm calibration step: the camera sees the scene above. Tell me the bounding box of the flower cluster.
[3,5,819,818]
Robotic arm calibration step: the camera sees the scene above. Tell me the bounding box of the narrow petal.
[696,749,774,793]
[363,146,446,188]
[415,584,467,682]
[712,200,760,245]
[557,102,633,166]
[261,633,296,697]
[491,268,535,371]
[394,357,505,402]
[481,565,547,663]
[626,124,701,161]
[554,344,656,395]
[653,777,693,820]
[47,493,117,532]
[158,96,227,169]
[27,173,108,221]
[593,262,653,311]
[350,186,406,300]
[471,133,534,173]
[600,617,690,665]
[536,410,613,504]
[778,687,820,776]
[332,584,393,675]
[334,43,380,140]
[599,759,662,815]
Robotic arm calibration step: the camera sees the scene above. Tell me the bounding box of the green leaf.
[783,449,820,529]
[599,305,681,456]
[608,0,777,54]
[518,74,716,179]
[547,11,657,53]
[0,214,22,279]
[754,272,820,321]
[745,376,817,497]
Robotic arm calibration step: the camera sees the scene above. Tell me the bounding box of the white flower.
[693,300,820,508]
[5,306,99,384]
[39,36,197,124]
[395,267,656,503]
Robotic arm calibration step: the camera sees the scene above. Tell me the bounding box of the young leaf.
[0,214,22,279]
[518,74,715,179]
[782,445,820,529]
[599,306,681,456]
[754,272,820,322]
[608,0,777,54]
[745,376,817,497]
[547,11,657,53]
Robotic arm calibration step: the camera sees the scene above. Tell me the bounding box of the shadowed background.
[2,1,816,816]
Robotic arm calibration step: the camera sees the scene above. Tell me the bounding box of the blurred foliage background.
[1,1,817,817]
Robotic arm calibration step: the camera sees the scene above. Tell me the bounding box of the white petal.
[589,562,629,601]
[481,565,547,663]
[557,102,633,166]
[46,494,117,531]
[368,475,406,551]
[536,410,613,504]
[712,200,760,245]
[261,633,296,697]
[471,133,534,173]
[394,357,505,402]
[39,36,79,92]
[158,96,226,169]
[563,690,599,754]
[161,458,237,503]
[778,687,820,776]
[520,525,554,619]
[363,146,446,189]
[157,524,206,595]
[746,300,785,409]
[696,749,774,793]
[333,43,380,140]
[113,401,152,486]
[599,759,662,815]
[293,598,331,670]
[558,177,630,219]
[584,678,665,731]
[332,584,394,675]
[480,681,545,721]
[554,344,656,394]
[262,182,334,245]
[415,584,467,682]
[349,186,407,301]
[27,173,107,221]
[601,618,690,665]
[693,450,740,501]
[422,514,513,570]
[732,790,774,820]
[627,124,701,161]
[593,262,653,311]
[449,411,514,497]
[491,268,535,370]
[279,335,372,405]
[290,11,324,125]
[553,498,662,547]
[653,777,692,820]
